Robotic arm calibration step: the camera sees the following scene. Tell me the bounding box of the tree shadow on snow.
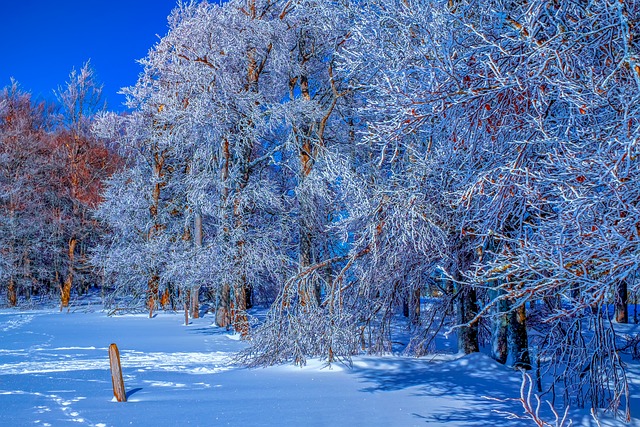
[126,387,143,399]
[185,324,236,337]
[348,353,526,426]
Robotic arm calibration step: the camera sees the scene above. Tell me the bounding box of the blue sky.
[0,1,203,111]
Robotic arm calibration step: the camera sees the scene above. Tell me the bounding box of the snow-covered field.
[0,308,636,426]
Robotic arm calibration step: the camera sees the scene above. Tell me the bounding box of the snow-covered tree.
[0,74,116,309]
[91,0,640,419]
[53,61,115,309]
[0,83,56,306]
[95,0,296,326]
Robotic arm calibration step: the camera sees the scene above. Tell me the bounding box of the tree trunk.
[296,68,321,308]
[60,237,77,310]
[458,284,480,354]
[147,150,165,319]
[7,277,17,307]
[190,289,199,319]
[615,280,629,324]
[412,287,421,324]
[147,273,159,318]
[234,278,249,337]
[492,288,509,364]
[245,283,253,309]
[509,303,531,369]
[216,283,231,328]
[160,288,170,310]
[298,217,320,306]
[453,248,479,354]
[216,135,232,328]
[191,212,203,319]
[184,289,190,326]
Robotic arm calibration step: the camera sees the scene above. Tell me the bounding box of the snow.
[0,308,636,426]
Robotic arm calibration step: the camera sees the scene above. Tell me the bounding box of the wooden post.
[108,343,127,402]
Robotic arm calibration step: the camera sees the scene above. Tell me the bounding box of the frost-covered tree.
[95,0,296,326]
[440,0,640,417]
[349,0,640,417]
[92,0,640,419]
[0,83,57,306]
[93,110,179,316]
[242,0,454,364]
[0,74,115,309]
[53,61,115,309]
[248,0,640,417]
[278,0,355,305]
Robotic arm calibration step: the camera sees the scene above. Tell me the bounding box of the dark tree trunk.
[458,285,480,354]
[412,287,421,324]
[615,280,629,324]
[245,283,253,309]
[454,249,479,354]
[492,290,509,364]
[509,303,531,370]
[402,287,421,324]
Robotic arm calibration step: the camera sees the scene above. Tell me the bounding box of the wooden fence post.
[109,343,127,402]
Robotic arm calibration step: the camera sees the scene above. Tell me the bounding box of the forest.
[2,0,640,423]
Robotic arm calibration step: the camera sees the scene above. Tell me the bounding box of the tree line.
[2,0,640,420]
[0,64,119,309]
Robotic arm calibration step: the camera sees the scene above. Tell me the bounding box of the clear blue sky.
[1,1,220,111]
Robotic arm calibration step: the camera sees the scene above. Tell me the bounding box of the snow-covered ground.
[0,308,636,426]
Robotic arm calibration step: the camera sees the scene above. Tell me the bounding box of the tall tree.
[54,61,113,309]
[96,0,294,328]
[0,82,56,306]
